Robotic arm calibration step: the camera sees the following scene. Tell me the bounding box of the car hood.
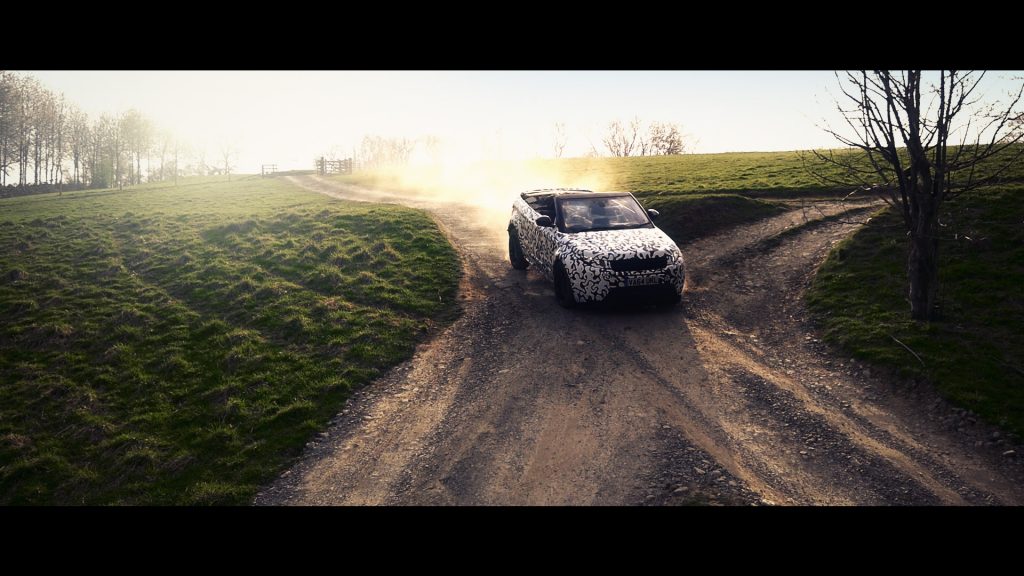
[562,227,680,261]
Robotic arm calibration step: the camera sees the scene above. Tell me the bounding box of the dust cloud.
[354,159,616,249]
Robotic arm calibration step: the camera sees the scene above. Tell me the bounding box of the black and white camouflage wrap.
[509,196,685,303]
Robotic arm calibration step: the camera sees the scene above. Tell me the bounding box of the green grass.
[531,153,850,196]
[636,193,785,245]
[0,179,460,504]
[807,186,1024,437]
[338,151,858,198]
[339,147,1024,200]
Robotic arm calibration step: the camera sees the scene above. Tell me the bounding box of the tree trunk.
[908,224,939,321]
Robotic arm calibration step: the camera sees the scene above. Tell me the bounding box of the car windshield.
[556,195,651,233]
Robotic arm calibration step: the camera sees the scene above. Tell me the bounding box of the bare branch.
[808,70,1024,320]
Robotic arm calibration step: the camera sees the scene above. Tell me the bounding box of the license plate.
[626,275,665,287]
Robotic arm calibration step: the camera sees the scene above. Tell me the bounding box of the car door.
[535,223,560,279]
[514,199,545,266]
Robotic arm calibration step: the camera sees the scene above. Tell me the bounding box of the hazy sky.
[27,70,1024,172]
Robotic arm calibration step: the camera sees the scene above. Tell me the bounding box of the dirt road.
[255,175,1024,505]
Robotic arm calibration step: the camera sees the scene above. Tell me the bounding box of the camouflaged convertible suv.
[507,189,684,307]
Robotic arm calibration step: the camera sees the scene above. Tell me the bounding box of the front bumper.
[569,260,685,304]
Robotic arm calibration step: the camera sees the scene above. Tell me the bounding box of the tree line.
[342,119,694,167]
[0,71,230,198]
[551,118,691,159]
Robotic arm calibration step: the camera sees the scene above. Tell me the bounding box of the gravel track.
[255,176,1024,506]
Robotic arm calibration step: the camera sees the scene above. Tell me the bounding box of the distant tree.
[220,143,236,181]
[582,133,601,158]
[0,72,177,193]
[422,134,442,165]
[120,109,152,185]
[193,146,209,177]
[89,113,119,189]
[357,135,382,168]
[603,118,640,157]
[358,134,416,168]
[14,75,38,186]
[173,139,181,185]
[637,133,652,156]
[649,122,686,155]
[389,137,415,165]
[553,122,567,158]
[151,129,173,182]
[0,72,15,186]
[815,70,1024,321]
[49,93,67,189]
[67,105,89,186]
[30,86,45,184]
[113,113,126,189]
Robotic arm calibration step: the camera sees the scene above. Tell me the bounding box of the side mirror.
[536,215,554,227]
[647,209,660,220]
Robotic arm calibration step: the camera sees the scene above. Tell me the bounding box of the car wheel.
[509,229,529,270]
[553,260,576,308]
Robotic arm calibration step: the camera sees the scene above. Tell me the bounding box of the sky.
[26,70,1024,173]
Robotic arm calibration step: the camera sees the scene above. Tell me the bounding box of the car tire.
[553,260,576,308]
[509,229,529,270]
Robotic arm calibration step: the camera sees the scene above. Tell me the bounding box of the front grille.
[610,256,668,272]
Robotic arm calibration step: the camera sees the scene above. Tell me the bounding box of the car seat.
[591,203,610,229]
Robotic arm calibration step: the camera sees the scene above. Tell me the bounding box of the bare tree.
[89,114,111,188]
[50,93,66,190]
[220,143,236,181]
[111,113,126,189]
[553,122,567,158]
[816,70,1024,321]
[15,75,38,186]
[390,137,415,165]
[87,113,120,189]
[190,146,205,177]
[649,122,686,155]
[603,118,640,157]
[637,119,652,156]
[603,120,624,157]
[67,105,89,186]
[173,139,181,185]
[358,134,417,168]
[422,134,442,165]
[153,129,173,182]
[583,133,601,158]
[0,71,15,187]
[119,110,151,185]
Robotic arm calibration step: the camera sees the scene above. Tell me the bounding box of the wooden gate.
[316,157,353,175]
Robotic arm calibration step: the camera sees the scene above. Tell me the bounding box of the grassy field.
[341,148,1024,200]
[0,178,460,504]
[339,151,854,198]
[531,153,848,197]
[808,186,1024,438]
[637,193,784,245]
[5,149,1020,504]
